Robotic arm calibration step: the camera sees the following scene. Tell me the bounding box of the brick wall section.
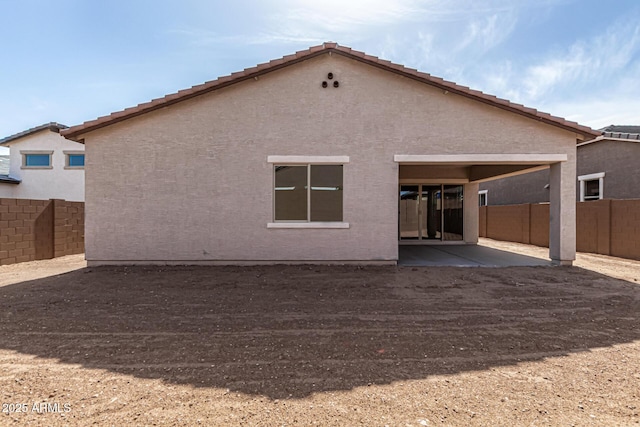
[529,204,550,247]
[52,199,85,257]
[34,200,54,260]
[484,204,531,244]
[576,199,611,255]
[610,199,640,260]
[0,199,46,265]
[480,200,640,261]
[0,198,84,266]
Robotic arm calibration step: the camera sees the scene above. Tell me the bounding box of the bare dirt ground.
[0,245,639,426]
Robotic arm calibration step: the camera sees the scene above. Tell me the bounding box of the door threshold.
[399,241,470,246]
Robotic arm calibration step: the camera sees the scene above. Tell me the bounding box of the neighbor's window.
[578,172,604,202]
[22,151,53,168]
[274,164,343,222]
[478,190,488,206]
[65,152,85,168]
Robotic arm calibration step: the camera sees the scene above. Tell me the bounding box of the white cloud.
[471,13,640,127]
[523,45,592,99]
[522,22,640,101]
[263,0,427,44]
[456,13,517,54]
[168,0,640,128]
[279,0,423,27]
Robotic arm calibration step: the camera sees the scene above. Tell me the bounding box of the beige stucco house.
[62,43,598,266]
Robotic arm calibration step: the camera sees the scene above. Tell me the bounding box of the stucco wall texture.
[579,140,640,200]
[79,53,578,263]
[0,130,85,202]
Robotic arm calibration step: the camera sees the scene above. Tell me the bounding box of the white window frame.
[64,151,85,169]
[21,150,53,169]
[267,156,350,229]
[578,172,604,202]
[478,190,488,206]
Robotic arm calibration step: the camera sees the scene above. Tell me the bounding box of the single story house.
[0,122,85,202]
[62,43,598,266]
[479,125,638,205]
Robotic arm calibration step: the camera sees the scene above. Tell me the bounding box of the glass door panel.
[443,185,464,241]
[399,185,419,239]
[421,185,442,240]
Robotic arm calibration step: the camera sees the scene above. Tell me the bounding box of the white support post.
[549,161,576,265]
[464,182,479,244]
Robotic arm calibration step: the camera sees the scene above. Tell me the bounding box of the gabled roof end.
[61,43,600,141]
[1,122,69,146]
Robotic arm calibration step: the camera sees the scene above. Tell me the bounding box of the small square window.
[583,180,600,200]
[67,154,85,168]
[22,152,52,168]
[478,190,488,206]
[578,172,604,202]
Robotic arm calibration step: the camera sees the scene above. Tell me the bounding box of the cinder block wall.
[53,200,85,257]
[0,199,46,265]
[610,199,640,260]
[480,200,640,261]
[483,204,531,244]
[0,198,84,266]
[576,199,610,256]
[529,203,550,247]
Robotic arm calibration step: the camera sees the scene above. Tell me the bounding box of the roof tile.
[61,43,600,141]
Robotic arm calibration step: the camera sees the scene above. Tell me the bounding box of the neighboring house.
[0,123,85,202]
[478,125,639,205]
[0,155,9,175]
[61,42,598,266]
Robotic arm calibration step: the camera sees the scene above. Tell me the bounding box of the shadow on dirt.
[0,265,638,399]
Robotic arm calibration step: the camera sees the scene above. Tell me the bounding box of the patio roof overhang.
[394,154,567,183]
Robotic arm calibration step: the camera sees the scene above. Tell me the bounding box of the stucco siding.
[81,53,577,262]
[0,130,84,201]
[578,140,640,200]
[479,169,551,205]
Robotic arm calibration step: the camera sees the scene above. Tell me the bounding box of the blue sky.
[1,0,639,145]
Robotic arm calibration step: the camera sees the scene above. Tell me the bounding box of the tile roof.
[578,125,640,147]
[589,125,640,142]
[0,122,68,145]
[62,42,600,142]
[603,131,640,141]
[600,125,640,134]
[0,175,21,184]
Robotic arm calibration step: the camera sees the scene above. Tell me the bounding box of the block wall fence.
[1,197,636,264]
[0,198,84,266]
[479,199,640,261]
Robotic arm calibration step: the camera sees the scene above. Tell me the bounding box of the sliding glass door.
[399,184,463,241]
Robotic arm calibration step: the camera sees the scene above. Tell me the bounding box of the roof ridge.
[61,44,600,141]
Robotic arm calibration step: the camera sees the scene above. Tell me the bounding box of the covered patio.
[396,154,576,265]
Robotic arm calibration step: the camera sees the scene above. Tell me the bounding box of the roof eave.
[1,122,69,145]
[61,44,600,142]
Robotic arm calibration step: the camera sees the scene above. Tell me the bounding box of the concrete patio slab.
[398,244,553,267]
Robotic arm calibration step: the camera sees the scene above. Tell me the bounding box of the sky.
[1,0,639,146]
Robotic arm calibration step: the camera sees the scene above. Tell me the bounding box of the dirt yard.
[0,242,639,426]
